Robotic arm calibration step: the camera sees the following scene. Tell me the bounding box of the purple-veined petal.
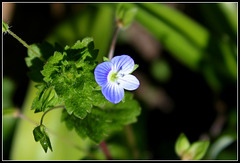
[118,74,140,91]
[111,55,135,74]
[94,61,113,87]
[101,82,124,104]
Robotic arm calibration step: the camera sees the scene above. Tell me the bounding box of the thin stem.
[40,105,65,125]
[108,20,122,60]
[99,141,113,160]
[7,29,46,62]
[14,109,39,126]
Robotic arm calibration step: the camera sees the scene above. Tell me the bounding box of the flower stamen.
[108,71,118,83]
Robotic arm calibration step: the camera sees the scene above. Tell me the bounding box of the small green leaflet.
[103,56,110,61]
[175,133,210,160]
[175,133,191,157]
[131,64,139,73]
[3,21,9,33]
[61,92,141,143]
[31,84,61,113]
[182,141,210,160]
[33,125,53,153]
[25,42,63,83]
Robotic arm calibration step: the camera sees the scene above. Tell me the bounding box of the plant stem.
[108,20,122,60]
[99,141,113,160]
[7,29,46,62]
[14,109,39,126]
[40,105,65,125]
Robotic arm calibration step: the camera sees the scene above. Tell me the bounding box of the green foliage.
[39,37,106,119]
[116,4,138,28]
[33,125,53,153]
[28,37,141,149]
[31,84,61,113]
[61,92,141,143]
[206,135,235,160]
[121,3,205,71]
[138,3,209,48]
[218,3,237,34]
[175,133,210,160]
[2,21,8,33]
[175,133,190,157]
[199,3,237,41]
[46,4,114,62]
[182,141,210,160]
[132,64,139,73]
[103,56,110,61]
[122,3,236,93]
[25,42,63,83]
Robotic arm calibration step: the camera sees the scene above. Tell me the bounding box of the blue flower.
[94,55,140,104]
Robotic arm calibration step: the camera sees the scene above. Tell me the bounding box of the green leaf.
[137,3,209,48]
[72,37,94,49]
[121,3,208,70]
[218,3,237,35]
[3,21,8,33]
[116,3,125,20]
[61,92,141,143]
[40,38,106,119]
[199,3,236,42]
[103,56,110,62]
[53,74,105,119]
[25,42,63,83]
[182,140,210,160]
[122,7,138,28]
[33,125,44,142]
[206,135,235,159]
[94,85,101,91]
[41,51,65,83]
[116,4,138,28]
[33,125,53,153]
[175,133,191,157]
[31,83,61,113]
[132,64,139,73]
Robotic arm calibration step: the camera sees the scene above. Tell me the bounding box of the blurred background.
[3,2,237,160]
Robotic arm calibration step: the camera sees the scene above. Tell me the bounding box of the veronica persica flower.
[94,55,140,104]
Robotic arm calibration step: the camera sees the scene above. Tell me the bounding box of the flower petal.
[94,61,113,87]
[111,55,135,74]
[101,82,124,104]
[118,74,140,91]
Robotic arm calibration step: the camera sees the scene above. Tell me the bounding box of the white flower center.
[108,70,118,83]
